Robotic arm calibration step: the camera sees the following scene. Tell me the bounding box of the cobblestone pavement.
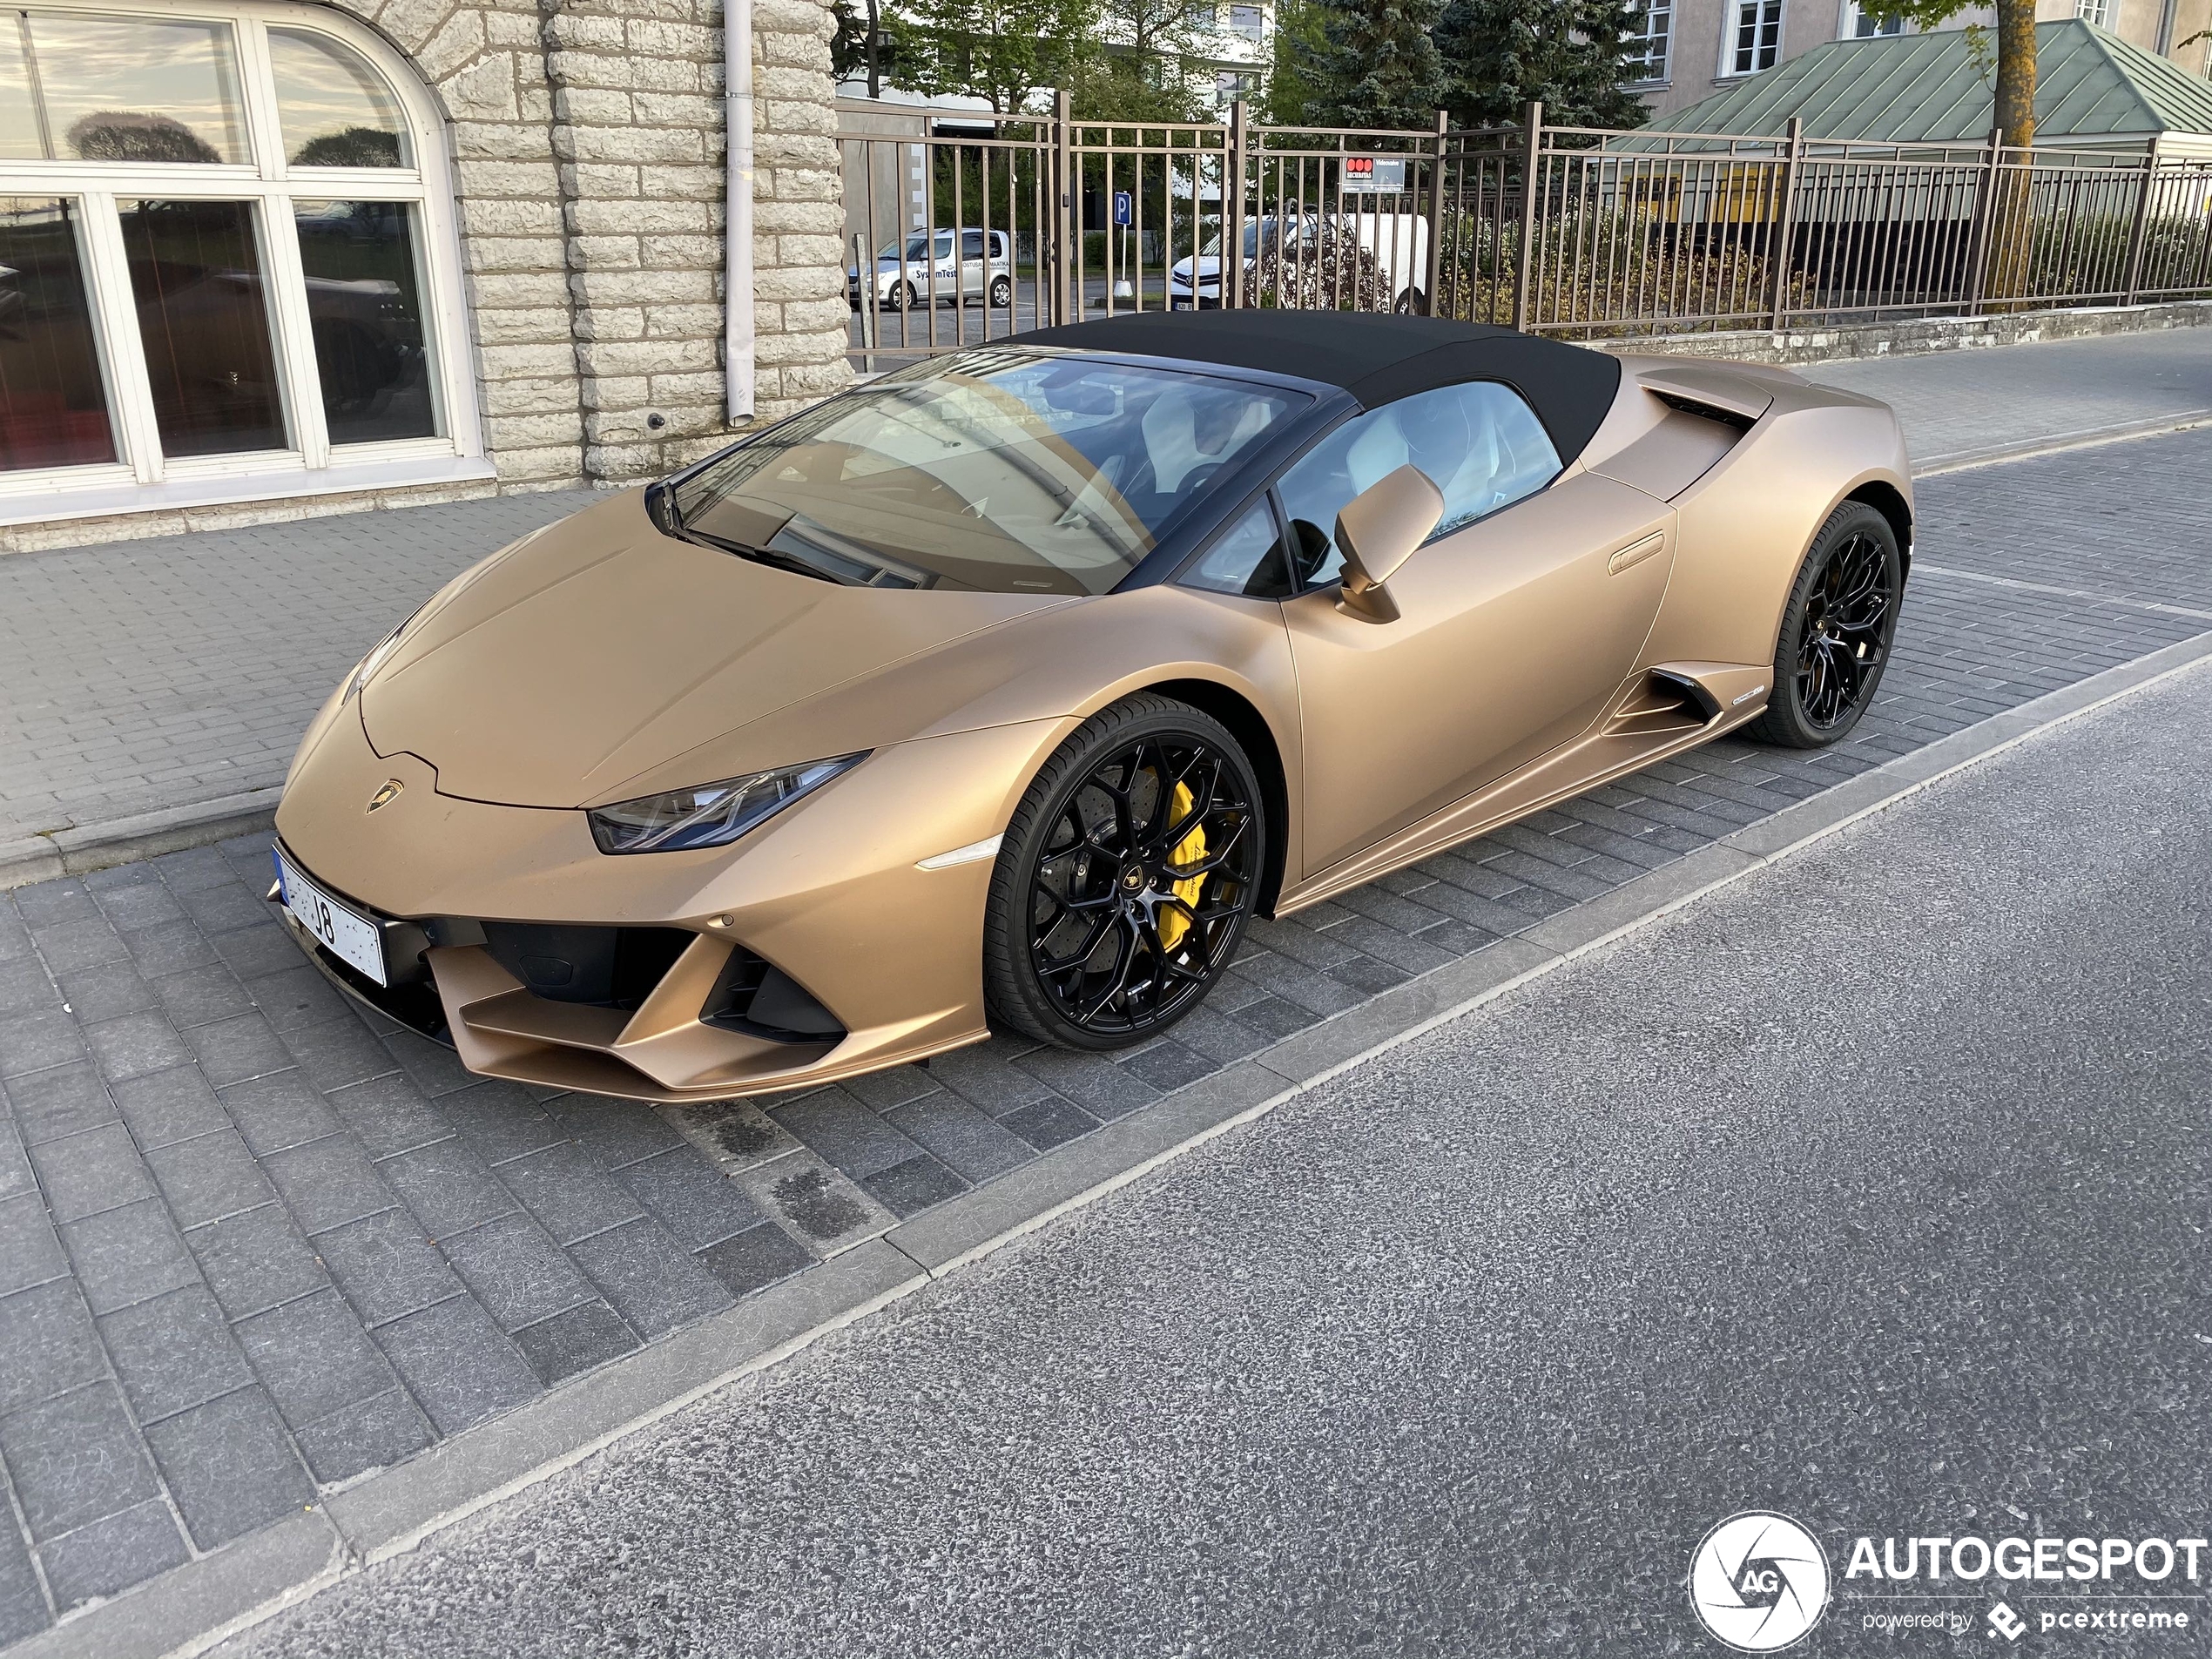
[0,423,2209,1647]
[1811,322,2212,462]
[6,329,2211,846]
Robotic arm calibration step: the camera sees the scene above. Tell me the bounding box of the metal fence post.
[2121,138,2160,304]
[1512,99,1543,333]
[1767,115,1803,333]
[1053,86,1075,326]
[1425,109,1449,316]
[1228,99,1250,309]
[1964,125,2002,314]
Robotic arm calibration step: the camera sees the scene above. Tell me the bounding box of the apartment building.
[1629,0,2212,122]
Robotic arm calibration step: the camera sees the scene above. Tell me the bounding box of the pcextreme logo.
[1689,1512,1832,1652]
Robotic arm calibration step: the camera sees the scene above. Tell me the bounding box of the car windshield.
[667,349,1306,594]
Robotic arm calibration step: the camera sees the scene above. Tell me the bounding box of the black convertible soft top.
[1016,310,1622,466]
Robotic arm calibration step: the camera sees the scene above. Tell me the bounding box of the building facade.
[1632,0,2212,122]
[0,0,853,551]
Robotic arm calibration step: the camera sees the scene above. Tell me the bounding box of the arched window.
[0,1,481,517]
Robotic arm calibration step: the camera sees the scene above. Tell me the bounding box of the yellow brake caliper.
[1158,780,1207,953]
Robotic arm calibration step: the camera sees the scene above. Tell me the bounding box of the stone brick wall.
[328,0,853,491]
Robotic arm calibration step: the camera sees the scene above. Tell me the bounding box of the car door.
[1276,382,1678,875]
[959,230,987,301]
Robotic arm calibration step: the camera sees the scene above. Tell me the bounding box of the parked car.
[849,228,1012,311]
[1172,212,1431,314]
[271,310,1911,1103]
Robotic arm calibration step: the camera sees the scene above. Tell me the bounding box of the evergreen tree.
[1434,0,1648,130]
[1300,0,1450,129]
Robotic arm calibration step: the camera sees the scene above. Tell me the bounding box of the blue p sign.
[1113,190,1131,226]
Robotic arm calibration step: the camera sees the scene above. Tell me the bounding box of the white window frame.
[1838,0,1903,37]
[0,0,484,524]
[1721,0,1786,76]
[2074,0,2111,25]
[1627,0,1674,84]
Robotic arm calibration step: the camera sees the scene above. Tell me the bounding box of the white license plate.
[274,851,387,987]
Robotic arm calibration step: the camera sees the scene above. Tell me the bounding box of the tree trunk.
[1994,0,2036,147]
[1988,0,2038,307]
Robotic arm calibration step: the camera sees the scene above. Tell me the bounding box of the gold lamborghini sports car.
[271,312,1911,1101]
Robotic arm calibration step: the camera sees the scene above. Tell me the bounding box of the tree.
[66,111,220,164]
[892,0,1099,111]
[831,0,899,98]
[1861,0,2034,146]
[1298,0,1451,129]
[1434,0,1648,130]
[1263,0,1332,125]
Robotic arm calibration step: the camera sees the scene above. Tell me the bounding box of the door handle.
[1607,532,1665,576]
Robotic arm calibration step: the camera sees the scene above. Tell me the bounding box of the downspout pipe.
[724,0,756,422]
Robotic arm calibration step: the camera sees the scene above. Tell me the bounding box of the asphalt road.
[225,660,2212,1659]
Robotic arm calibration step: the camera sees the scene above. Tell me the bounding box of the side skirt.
[1277,670,1770,916]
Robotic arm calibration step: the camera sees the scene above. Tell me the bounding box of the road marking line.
[1913,563,2212,622]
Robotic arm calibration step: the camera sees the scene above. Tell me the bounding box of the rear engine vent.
[1651,390,1755,432]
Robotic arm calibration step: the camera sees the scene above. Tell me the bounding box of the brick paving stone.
[0,1498,47,1644]
[235,1289,403,1430]
[145,1129,277,1231]
[438,1213,596,1332]
[35,1499,187,1614]
[861,1154,968,1217]
[186,1204,330,1323]
[880,1095,1037,1184]
[697,1223,813,1298]
[566,1217,733,1339]
[510,1301,639,1386]
[4,1061,114,1147]
[98,1285,255,1426]
[143,1386,314,1549]
[220,1070,342,1158]
[54,961,158,1025]
[289,1386,435,1486]
[183,1010,295,1089]
[369,1298,538,1436]
[261,1133,395,1238]
[767,1090,921,1182]
[30,1123,157,1223]
[315,1209,466,1329]
[499,1141,647,1246]
[379,1136,518,1239]
[0,1195,68,1299]
[0,1381,162,1540]
[616,1149,765,1250]
[60,1198,196,1316]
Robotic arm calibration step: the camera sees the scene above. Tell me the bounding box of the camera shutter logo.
[1689,1512,1831,1652]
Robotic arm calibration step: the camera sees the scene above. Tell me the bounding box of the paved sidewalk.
[3,327,2210,852]
[0,414,2207,1649]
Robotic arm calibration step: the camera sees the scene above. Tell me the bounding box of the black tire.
[885,281,916,312]
[988,274,1013,307]
[1747,501,1902,748]
[985,694,1266,1050]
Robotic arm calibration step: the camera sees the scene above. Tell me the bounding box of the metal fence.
[839,95,2212,367]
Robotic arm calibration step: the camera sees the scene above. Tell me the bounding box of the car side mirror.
[1333,465,1444,624]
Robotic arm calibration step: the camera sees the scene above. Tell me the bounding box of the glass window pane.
[269,30,409,168]
[1275,382,1561,590]
[0,197,116,470]
[0,23,44,158]
[27,15,246,164]
[293,200,437,443]
[119,199,286,457]
[1184,497,1291,598]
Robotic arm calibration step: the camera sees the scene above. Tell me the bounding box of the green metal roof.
[1653,19,2212,143]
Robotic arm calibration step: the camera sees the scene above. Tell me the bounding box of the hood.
[360,489,1072,809]
[1171,255,1228,283]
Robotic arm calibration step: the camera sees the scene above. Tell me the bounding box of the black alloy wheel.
[986,696,1264,1050]
[1748,502,1903,749]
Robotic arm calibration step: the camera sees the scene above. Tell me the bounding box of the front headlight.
[586,753,868,854]
[344,608,422,702]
